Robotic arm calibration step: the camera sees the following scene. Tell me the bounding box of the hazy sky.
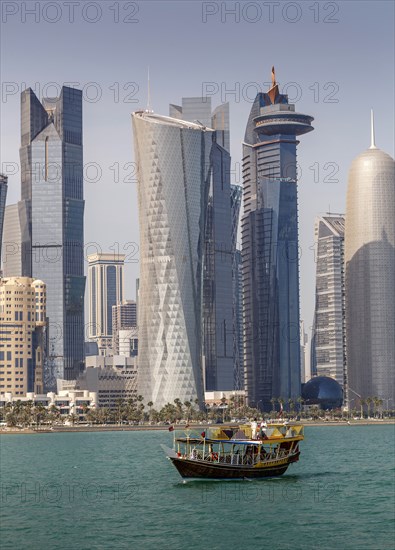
[1,0,394,333]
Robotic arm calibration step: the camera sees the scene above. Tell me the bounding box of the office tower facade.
[170,98,234,390]
[300,321,311,384]
[19,87,85,387]
[0,174,7,272]
[0,277,47,395]
[88,253,125,354]
[242,69,314,411]
[312,215,346,387]
[345,114,394,405]
[2,204,22,277]
[132,111,211,409]
[231,185,243,389]
[112,300,137,355]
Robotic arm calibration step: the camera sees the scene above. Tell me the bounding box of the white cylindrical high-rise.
[345,113,395,406]
[132,112,212,409]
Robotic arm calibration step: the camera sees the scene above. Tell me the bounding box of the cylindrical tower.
[132,112,212,409]
[345,114,395,406]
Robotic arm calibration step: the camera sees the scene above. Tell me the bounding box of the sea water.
[0,425,394,550]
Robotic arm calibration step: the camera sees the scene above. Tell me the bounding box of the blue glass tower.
[19,87,85,387]
[242,68,314,411]
[231,185,243,389]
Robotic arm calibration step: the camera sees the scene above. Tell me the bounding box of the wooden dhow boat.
[162,423,304,480]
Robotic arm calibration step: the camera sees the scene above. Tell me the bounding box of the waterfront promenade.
[1,419,393,435]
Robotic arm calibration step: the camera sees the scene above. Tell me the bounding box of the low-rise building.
[58,355,137,409]
[0,390,97,420]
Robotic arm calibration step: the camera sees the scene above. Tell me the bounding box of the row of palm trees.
[1,394,391,428]
[357,396,385,418]
[0,394,263,427]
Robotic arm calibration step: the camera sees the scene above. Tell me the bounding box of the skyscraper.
[132,111,211,409]
[88,253,125,354]
[169,98,234,391]
[19,87,85,387]
[231,185,243,389]
[0,174,7,271]
[312,215,346,388]
[242,68,314,411]
[345,113,394,406]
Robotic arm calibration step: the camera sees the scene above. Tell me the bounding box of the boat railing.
[183,448,294,465]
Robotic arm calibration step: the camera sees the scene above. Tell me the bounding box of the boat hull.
[169,456,294,479]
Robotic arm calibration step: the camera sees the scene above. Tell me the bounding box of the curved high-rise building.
[132,112,212,409]
[345,113,395,405]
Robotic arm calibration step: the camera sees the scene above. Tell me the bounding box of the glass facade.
[19,87,85,388]
[242,80,314,411]
[312,216,346,389]
[170,98,234,391]
[133,111,211,409]
[345,145,395,404]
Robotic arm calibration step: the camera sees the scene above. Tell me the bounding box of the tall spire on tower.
[146,66,153,113]
[267,65,279,104]
[370,109,377,149]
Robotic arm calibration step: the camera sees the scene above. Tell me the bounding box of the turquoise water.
[0,425,394,550]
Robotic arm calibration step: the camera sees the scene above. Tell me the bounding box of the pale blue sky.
[1,0,394,332]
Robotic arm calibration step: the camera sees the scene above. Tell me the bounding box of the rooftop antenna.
[146,66,153,113]
[370,109,377,149]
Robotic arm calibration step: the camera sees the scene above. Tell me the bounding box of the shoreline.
[1,419,394,435]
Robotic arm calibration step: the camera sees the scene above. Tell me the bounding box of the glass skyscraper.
[345,114,394,406]
[132,111,211,409]
[170,98,234,391]
[19,87,85,387]
[231,184,243,389]
[312,215,346,388]
[242,69,314,411]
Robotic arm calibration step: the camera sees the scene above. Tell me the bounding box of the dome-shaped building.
[302,376,343,410]
[345,112,394,405]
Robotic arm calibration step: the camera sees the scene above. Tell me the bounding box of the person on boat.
[259,419,268,439]
[251,418,258,439]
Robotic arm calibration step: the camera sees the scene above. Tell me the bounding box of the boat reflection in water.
[162,423,304,480]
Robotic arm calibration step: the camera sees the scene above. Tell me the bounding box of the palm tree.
[366,397,373,418]
[115,398,126,425]
[33,403,47,429]
[184,401,192,422]
[270,397,277,415]
[86,408,97,424]
[296,397,304,416]
[360,398,366,419]
[48,404,60,426]
[377,398,383,417]
[372,397,381,418]
[147,401,153,421]
[68,413,78,426]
